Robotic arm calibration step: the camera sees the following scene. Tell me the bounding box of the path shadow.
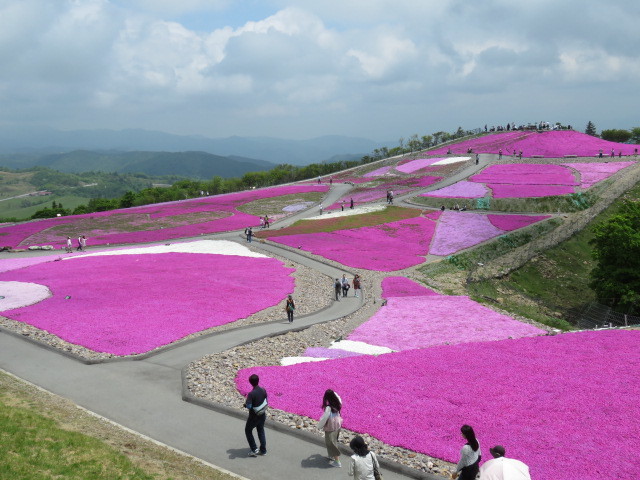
[301,453,334,469]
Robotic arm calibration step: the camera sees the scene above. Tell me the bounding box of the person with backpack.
[334,279,342,301]
[318,389,343,468]
[285,295,295,323]
[244,374,268,457]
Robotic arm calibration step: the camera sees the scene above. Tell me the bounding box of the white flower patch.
[281,356,329,366]
[304,204,386,221]
[66,240,269,259]
[0,281,51,311]
[329,339,395,355]
[431,156,470,166]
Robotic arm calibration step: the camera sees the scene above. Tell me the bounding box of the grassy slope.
[0,371,236,480]
[0,195,88,220]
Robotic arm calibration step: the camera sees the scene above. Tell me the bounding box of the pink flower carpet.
[562,161,635,188]
[0,252,294,355]
[381,276,441,297]
[428,130,640,158]
[237,329,640,480]
[421,181,489,198]
[270,211,549,270]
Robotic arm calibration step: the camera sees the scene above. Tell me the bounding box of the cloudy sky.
[1,0,638,142]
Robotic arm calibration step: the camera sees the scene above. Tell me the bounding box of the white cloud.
[1,0,639,139]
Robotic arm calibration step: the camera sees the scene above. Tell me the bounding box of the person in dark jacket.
[244,374,268,457]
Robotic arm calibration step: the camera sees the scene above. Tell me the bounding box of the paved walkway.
[0,181,444,480]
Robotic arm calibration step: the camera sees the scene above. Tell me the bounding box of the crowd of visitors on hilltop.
[484,121,572,132]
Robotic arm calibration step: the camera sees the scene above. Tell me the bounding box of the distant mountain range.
[0,126,380,166]
[0,150,278,179]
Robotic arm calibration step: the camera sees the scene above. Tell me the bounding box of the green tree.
[589,201,640,314]
[630,127,640,144]
[585,121,597,136]
[600,129,632,143]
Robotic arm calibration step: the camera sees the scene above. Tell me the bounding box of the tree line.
[584,121,640,143]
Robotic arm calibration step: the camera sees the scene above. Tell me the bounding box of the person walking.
[452,424,481,480]
[244,374,268,457]
[341,274,350,297]
[348,436,381,480]
[245,227,253,243]
[76,235,83,251]
[264,215,270,228]
[353,274,361,298]
[65,236,73,253]
[334,279,342,301]
[350,197,354,209]
[318,389,343,468]
[285,295,295,323]
[80,235,87,251]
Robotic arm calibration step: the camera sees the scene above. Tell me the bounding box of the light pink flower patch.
[348,296,544,350]
[270,216,438,271]
[381,276,441,297]
[470,164,578,186]
[562,161,635,188]
[429,211,504,256]
[421,181,489,198]
[363,166,392,177]
[0,281,51,310]
[0,253,294,355]
[303,348,363,359]
[487,214,550,231]
[396,158,442,173]
[236,330,640,480]
[487,184,575,198]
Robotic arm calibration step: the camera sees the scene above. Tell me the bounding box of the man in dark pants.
[334,278,342,301]
[244,374,267,456]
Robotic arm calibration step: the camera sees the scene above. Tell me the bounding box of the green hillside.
[0,150,275,179]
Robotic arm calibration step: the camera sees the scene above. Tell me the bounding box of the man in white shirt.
[480,445,531,480]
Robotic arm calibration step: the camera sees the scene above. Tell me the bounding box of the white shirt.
[480,456,531,480]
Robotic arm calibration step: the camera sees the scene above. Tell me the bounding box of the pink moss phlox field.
[236,330,640,480]
[487,214,550,231]
[0,256,64,273]
[326,188,412,210]
[303,347,363,359]
[396,158,442,173]
[470,164,578,186]
[363,166,392,177]
[429,211,505,256]
[562,161,635,188]
[487,184,576,198]
[269,216,438,271]
[421,181,489,198]
[381,276,441,298]
[348,296,545,350]
[428,130,640,157]
[0,184,328,249]
[0,253,294,355]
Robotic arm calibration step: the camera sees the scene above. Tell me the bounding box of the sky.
[1,0,638,142]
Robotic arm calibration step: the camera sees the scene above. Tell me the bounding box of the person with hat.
[479,445,531,480]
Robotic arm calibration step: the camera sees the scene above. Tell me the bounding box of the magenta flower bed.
[562,161,635,188]
[487,184,576,198]
[326,189,412,210]
[0,184,328,249]
[363,166,392,177]
[348,296,544,350]
[429,211,505,256]
[428,130,640,158]
[270,216,438,271]
[421,181,489,198]
[470,164,578,186]
[381,276,441,297]
[237,330,640,480]
[0,253,294,355]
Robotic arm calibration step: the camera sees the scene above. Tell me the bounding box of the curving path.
[0,182,444,480]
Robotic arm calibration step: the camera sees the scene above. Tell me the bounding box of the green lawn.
[0,371,238,480]
[0,195,88,220]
